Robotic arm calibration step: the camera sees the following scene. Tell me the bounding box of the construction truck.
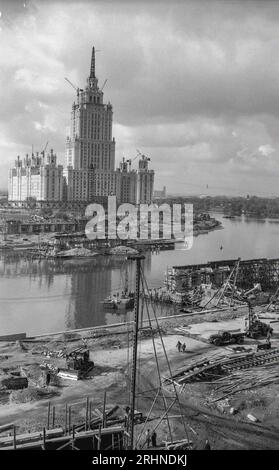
[245,304,273,339]
[58,348,94,380]
[209,330,245,346]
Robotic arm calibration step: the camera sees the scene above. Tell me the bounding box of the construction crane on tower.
[64,77,83,95]
[100,79,108,91]
[125,150,151,170]
[65,76,107,95]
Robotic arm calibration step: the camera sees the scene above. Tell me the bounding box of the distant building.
[154,186,166,199]
[117,157,154,204]
[8,149,63,206]
[135,155,154,204]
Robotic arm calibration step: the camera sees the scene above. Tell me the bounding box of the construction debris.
[163,438,193,450]
[207,366,279,403]
[165,348,279,387]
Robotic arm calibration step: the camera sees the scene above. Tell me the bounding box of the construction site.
[0,254,279,450]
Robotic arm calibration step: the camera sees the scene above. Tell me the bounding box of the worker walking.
[266,329,272,346]
[151,430,157,447]
[182,342,186,353]
[204,439,211,450]
[146,429,151,448]
[176,340,182,352]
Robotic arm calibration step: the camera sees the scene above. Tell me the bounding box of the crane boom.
[64,77,79,91]
[130,150,151,163]
[101,79,108,91]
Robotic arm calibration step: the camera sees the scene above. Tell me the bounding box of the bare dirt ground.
[0,308,279,450]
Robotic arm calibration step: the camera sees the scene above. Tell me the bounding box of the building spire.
[90,46,95,78]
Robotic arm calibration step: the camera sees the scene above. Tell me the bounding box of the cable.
[140,265,190,446]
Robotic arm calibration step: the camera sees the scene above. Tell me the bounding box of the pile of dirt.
[61,332,81,342]
[109,245,138,255]
[97,337,123,349]
[15,340,28,351]
[139,327,166,338]
[20,364,45,386]
[57,247,97,258]
[9,386,60,404]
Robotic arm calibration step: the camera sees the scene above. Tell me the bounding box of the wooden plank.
[0,423,14,433]
[1,426,124,450]
[0,428,64,446]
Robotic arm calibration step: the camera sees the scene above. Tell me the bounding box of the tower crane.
[136,149,150,161]
[43,141,48,153]
[40,141,48,159]
[64,77,82,94]
[126,150,151,166]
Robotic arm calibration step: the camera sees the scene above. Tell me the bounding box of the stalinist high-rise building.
[64,47,120,204]
[64,47,154,206]
[8,47,154,208]
[65,47,115,172]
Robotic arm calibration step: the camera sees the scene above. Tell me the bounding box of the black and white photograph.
[0,0,278,458]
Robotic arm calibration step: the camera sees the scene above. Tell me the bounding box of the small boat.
[101,296,120,309]
[117,292,135,309]
[101,292,135,310]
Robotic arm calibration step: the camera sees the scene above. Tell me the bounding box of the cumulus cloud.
[258,144,275,157]
[1,0,279,196]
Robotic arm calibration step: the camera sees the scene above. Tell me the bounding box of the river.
[1,213,279,336]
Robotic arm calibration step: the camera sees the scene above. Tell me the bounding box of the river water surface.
[1,214,279,336]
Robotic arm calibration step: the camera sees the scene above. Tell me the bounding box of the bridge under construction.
[166,257,279,292]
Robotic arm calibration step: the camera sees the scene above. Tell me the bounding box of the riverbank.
[0,213,222,252]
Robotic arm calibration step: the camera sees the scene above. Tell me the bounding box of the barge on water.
[102,292,134,310]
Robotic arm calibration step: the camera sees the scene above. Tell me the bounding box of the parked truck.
[209,330,245,346]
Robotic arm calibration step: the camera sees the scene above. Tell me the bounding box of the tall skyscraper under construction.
[65,47,115,172]
[8,47,154,207]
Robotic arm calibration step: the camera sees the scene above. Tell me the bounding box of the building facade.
[135,156,154,204]
[118,158,137,204]
[8,149,63,205]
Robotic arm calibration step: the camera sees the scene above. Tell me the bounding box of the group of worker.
[176,340,187,353]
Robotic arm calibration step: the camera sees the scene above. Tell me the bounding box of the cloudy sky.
[1,0,279,196]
